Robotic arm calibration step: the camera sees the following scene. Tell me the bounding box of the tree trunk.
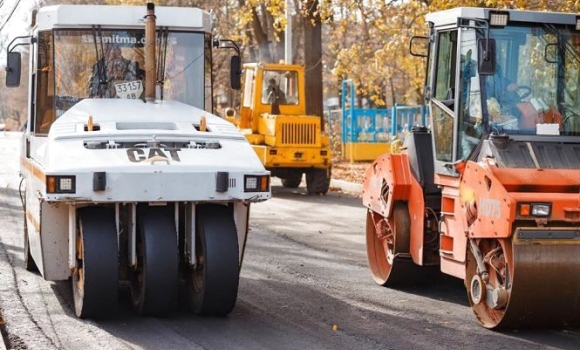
[304,0,323,129]
[251,7,272,62]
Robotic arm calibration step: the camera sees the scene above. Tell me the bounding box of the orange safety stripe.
[25,210,40,232]
[20,157,46,184]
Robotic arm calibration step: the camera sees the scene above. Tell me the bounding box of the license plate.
[115,80,143,99]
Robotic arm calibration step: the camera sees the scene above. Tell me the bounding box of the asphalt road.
[0,132,579,350]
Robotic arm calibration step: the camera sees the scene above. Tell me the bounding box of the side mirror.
[230,55,241,90]
[477,38,496,75]
[6,51,22,87]
[409,36,429,57]
[214,38,242,90]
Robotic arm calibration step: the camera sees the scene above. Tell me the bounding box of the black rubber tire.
[131,206,179,316]
[23,213,38,272]
[73,207,118,318]
[281,173,302,188]
[186,204,239,316]
[306,168,331,195]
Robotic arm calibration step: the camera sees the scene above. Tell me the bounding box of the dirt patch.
[332,161,371,184]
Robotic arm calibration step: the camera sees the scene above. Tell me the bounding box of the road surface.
[0,132,578,349]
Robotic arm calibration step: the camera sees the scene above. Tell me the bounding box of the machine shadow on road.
[0,202,24,215]
[1,241,27,272]
[0,187,24,213]
[2,243,23,254]
[384,273,469,307]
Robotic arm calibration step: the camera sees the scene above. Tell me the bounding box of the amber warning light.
[47,175,76,194]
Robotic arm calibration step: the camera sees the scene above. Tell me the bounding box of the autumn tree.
[323,0,580,109]
[5,0,580,127]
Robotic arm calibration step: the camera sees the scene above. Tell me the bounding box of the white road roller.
[5,3,271,318]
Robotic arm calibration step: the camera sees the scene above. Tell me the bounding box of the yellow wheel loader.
[226,63,332,195]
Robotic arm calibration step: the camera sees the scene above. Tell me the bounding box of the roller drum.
[468,231,580,329]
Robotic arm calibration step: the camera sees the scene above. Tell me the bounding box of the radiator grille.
[280,123,318,145]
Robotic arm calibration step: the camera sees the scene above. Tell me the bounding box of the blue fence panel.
[341,80,427,144]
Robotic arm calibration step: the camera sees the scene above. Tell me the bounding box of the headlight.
[531,203,551,216]
[244,175,269,192]
[47,175,76,194]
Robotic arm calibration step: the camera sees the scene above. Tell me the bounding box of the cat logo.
[126,148,181,163]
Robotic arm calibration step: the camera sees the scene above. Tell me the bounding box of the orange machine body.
[363,153,580,277]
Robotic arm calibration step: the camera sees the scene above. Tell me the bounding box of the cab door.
[428,29,459,175]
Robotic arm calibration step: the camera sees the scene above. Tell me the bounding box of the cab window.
[261,70,299,105]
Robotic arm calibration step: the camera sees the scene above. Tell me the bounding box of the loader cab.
[238,63,306,129]
[423,8,580,175]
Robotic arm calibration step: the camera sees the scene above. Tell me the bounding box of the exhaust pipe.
[144,3,156,103]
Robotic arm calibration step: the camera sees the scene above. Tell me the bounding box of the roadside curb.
[330,179,363,194]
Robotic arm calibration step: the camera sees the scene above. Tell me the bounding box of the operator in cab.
[87,44,145,99]
[264,78,286,105]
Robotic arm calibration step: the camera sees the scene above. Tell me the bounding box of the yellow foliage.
[323,0,580,107]
[10,0,580,124]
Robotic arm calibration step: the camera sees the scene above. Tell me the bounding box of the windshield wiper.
[157,27,169,101]
[90,25,109,98]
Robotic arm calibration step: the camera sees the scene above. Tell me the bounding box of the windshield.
[482,24,580,136]
[34,29,211,133]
